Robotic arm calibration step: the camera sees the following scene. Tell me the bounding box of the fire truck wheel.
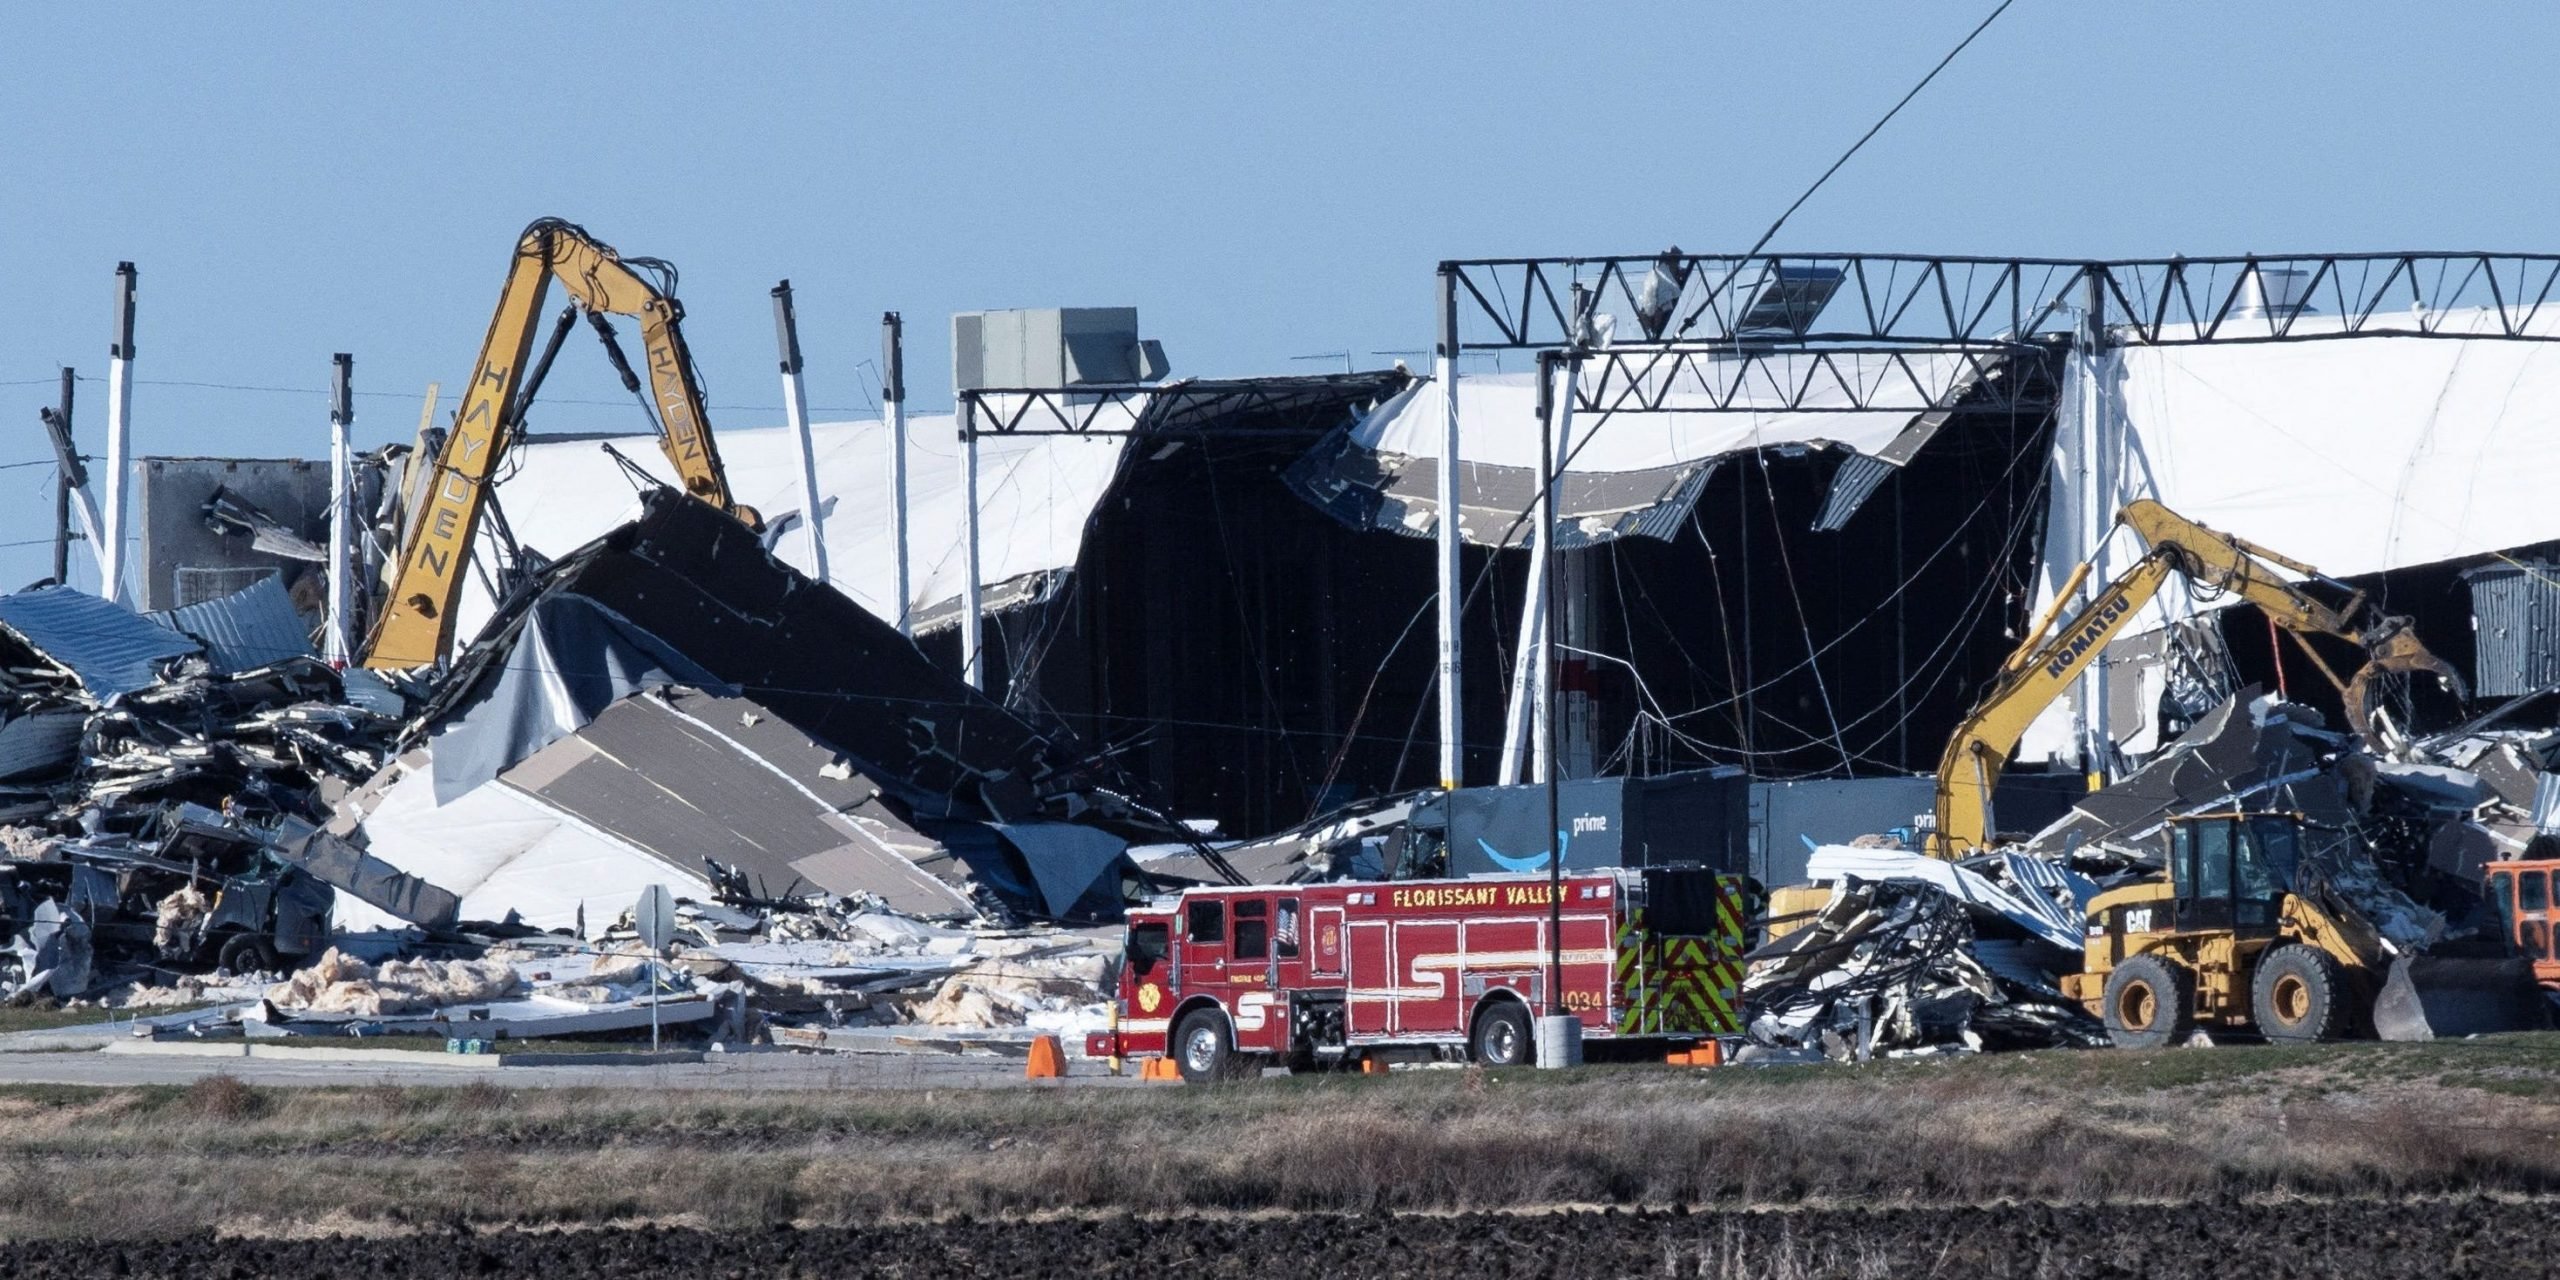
[1173,1009,1240,1084]
[1469,1000,1533,1067]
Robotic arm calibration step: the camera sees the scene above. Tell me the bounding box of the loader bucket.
[2371,956,2552,1041]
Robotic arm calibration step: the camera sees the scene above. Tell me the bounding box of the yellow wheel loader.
[2064,812,2547,1045]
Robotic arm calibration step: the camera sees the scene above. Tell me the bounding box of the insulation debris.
[262,948,521,1017]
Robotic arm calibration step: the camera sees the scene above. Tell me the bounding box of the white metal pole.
[1495,355,1566,783]
[882,312,912,635]
[1434,265,1465,791]
[100,263,136,606]
[2076,269,2111,787]
[771,281,831,586]
[1531,353,1578,786]
[326,354,355,666]
[1496,551,1547,786]
[959,395,986,691]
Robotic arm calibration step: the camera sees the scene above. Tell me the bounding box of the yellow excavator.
[361,218,760,669]
[1928,500,2543,1043]
[1925,498,2460,861]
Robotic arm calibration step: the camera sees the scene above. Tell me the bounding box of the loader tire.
[2102,954,2194,1049]
[2253,944,2348,1043]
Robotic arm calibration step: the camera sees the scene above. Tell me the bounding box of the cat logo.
[1136,982,1164,1014]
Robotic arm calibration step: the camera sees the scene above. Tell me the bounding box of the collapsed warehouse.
[5,247,2559,1057]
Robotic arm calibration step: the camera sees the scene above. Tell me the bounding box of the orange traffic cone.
[1139,1056,1184,1082]
[1025,1035,1066,1080]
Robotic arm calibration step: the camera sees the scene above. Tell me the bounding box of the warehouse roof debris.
[1289,356,1989,549]
[0,506,1153,1054]
[326,489,1196,934]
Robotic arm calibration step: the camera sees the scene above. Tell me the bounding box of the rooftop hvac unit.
[2236,267,2315,318]
[1733,265,1846,338]
[951,307,1170,391]
[133,458,331,613]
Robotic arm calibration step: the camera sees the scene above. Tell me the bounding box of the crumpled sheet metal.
[0,586,203,699]
[1743,878,2105,1059]
[2025,690,2348,860]
[1803,844,2089,953]
[145,575,316,675]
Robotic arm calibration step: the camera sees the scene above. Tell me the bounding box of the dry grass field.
[0,1034,2550,1241]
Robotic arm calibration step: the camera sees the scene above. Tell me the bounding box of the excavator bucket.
[2371,956,2552,1041]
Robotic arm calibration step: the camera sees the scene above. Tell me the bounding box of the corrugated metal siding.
[2464,562,2560,697]
[2534,771,2560,834]
[0,586,203,697]
[145,574,313,672]
[1812,453,1898,532]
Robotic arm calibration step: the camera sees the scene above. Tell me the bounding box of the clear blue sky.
[4,1,2556,588]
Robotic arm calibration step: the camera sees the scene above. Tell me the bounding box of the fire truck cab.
[1088,866,1746,1082]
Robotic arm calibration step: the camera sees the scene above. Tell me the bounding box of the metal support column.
[42,370,77,585]
[326,353,355,666]
[882,312,912,635]
[959,395,986,691]
[1496,551,1549,786]
[1434,264,1465,790]
[2075,267,2112,786]
[100,263,136,605]
[771,280,831,586]
[1534,351,1581,785]
[1534,346,1581,1068]
[1556,546,1598,779]
[1499,351,1581,785]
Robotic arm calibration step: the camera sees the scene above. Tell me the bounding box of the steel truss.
[958,372,1406,438]
[1449,252,2560,355]
[1568,340,2044,416]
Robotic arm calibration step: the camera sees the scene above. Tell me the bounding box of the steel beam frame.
[1567,340,2042,416]
[1446,251,2560,354]
[956,377,1398,438]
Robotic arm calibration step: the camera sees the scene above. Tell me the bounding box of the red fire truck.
[1086,866,1749,1082]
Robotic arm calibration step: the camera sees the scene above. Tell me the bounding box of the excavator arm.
[2116,500,2460,725]
[1926,498,2464,859]
[362,218,758,669]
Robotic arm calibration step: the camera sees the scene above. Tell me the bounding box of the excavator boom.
[362,219,756,669]
[1928,499,2464,859]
